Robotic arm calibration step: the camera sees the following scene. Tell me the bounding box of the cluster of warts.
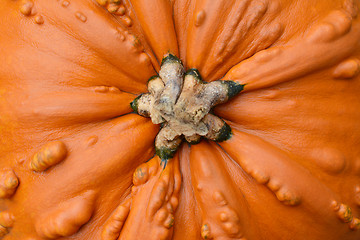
[95,0,133,27]
[19,0,44,24]
[131,54,244,164]
[96,0,125,15]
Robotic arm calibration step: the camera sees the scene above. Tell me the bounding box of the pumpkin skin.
[0,0,360,239]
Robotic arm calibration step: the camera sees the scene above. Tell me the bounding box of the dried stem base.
[131,54,244,162]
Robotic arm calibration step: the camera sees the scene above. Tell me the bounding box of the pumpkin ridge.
[225,4,360,92]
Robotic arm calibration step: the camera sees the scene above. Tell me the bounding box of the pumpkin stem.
[130,54,243,162]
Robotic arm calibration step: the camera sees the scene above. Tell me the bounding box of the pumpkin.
[1,0,360,239]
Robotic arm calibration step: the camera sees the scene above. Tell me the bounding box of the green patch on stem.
[130,94,142,113]
[186,68,203,82]
[156,146,177,162]
[161,53,182,66]
[220,80,245,99]
[147,75,159,83]
[215,122,232,142]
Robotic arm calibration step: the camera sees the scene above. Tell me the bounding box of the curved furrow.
[5,114,158,239]
[92,0,160,70]
[1,0,156,94]
[172,144,202,240]
[14,87,134,128]
[175,0,343,81]
[225,2,360,92]
[215,51,360,212]
[128,0,179,63]
[189,141,254,240]
[219,129,360,239]
[101,155,181,240]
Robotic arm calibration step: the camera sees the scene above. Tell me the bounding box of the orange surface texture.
[0,0,360,239]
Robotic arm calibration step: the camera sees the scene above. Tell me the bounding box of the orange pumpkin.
[1,0,360,239]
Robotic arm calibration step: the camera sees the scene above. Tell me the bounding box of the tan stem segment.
[156,54,185,117]
[148,76,165,124]
[155,125,182,163]
[175,70,244,125]
[202,114,232,142]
